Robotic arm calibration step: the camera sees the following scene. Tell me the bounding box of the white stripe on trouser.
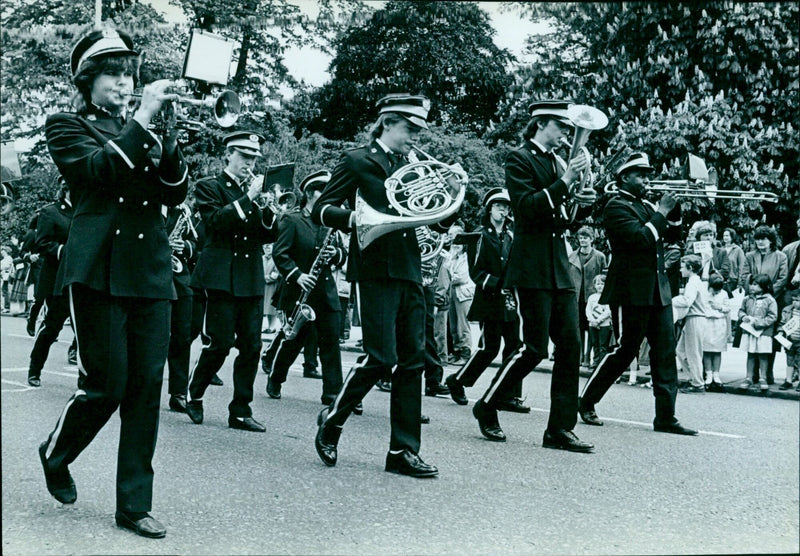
[581,306,624,397]
[485,288,525,402]
[67,285,86,378]
[455,323,484,381]
[32,298,50,342]
[327,282,364,422]
[186,289,211,401]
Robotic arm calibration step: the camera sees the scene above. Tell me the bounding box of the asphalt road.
[2,315,798,555]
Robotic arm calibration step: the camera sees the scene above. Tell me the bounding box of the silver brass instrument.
[246,169,298,215]
[168,203,198,273]
[355,145,467,250]
[130,89,241,131]
[416,226,447,287]
[561,104,609,220]
[283,228,338,340]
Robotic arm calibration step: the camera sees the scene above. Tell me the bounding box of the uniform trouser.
[423,285,444,386]
[455,319,522,399]
[268,308,343,403]
[303,324,318,373]
[41,284,170,512]
[580,303,678,424]
[28,294,71,378]
[433,305,449,361]
[480,288,580,432]
[324,278,425,453]
[189,286,205,342]
[167,294,193,396]
[188,290,262,418]
[676,316,705,387]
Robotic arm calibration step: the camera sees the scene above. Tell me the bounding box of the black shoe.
[495,397,531,413]
[168,395,187,413]
[352,402,363,416]
[653,420,698,436]
[680,384,705,394]
[321,396,336,406]
[28,375,41,387]
[26,318,36,337]
[228,415,266,432]
[261,355,271,374]
[421,414,430,424]
[472,400,505,442]
[779,381,793,391]
[445,374,468,405]
[266,376,282,399]
[425,382,450,397]
[707,381,725,392]
[38,442,76,504]
[578,398,603,426]
[542,429,594,453]
[315,407,340,467]
[114,512,166,539]
[67,349,77,366]
[375,379,392,392]
[186,400,203,424]
[303,368,323,379]
[385,450,438,478]
[210,374,224,386]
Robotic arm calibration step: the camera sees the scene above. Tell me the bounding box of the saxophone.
[283,228,338,340]
[168,204,197,273]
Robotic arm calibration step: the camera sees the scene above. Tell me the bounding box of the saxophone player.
[263,170,346,405]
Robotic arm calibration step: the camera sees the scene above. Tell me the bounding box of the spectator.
[722,227,747,293]
[447,224,475,365]
[433,242,452,365]
[585,274,612,372]
[568,226,607,368]
[704,274,731,392]
[673,254,709,393]
[687,221,730,284]
[262,243,282,334]
[0,246,13,313]
[776,288,800,391]
[737,274,778,391]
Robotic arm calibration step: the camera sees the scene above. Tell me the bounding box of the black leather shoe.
[425,382,450,397]
[26,318,36,337]
[210,374,224,386]
[228,416,266,432]
[352,402,363,416]
[542,429,594,453]
[168,395,187,413]
[472,400,505,442]
[578,398,603,426]
[385,450,438,478]
[266,376,282,399]
[375,379,392,392]
[445,374,468,405]
[315,407,340,467]
[653,420,698,436]
[39,442,76,504]
[303,368,323,379]
[28,375,41,387]
[495,397,531,413]
[114,512,166,539]
[185,400,203,424]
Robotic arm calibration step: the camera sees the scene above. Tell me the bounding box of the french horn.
[354,146,467,250]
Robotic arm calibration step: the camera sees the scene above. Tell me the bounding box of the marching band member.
[471,100,594,452]
[264,170,346,405]
[40,29,189,537]
[578,152,697,436]
[445,188,528,412]
[186,131,278,432]
[164,202,199,412]
[311,94,458,477]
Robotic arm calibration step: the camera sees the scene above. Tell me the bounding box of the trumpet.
[245,169,298,215]
[129,89,241,131]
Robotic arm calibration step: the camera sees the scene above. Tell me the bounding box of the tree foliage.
[309,1,514,140]
[495,1,798,241]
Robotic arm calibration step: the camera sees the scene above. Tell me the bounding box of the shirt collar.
[224,169,243,187]
[529,139,551,155]
[375,138,392,154]
[90,102,125,121]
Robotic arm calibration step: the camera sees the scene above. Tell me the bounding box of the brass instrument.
[283,228,338,340]
[168,203,198,273]
[129,88,241,131]
[354,145,467,250]
[416,226,447,287]
[561,104,609,220]
[245,168,298,215]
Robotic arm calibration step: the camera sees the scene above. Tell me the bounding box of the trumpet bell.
[214,90,241,128]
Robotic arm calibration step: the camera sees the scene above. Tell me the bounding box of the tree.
[309,1,514,140]
[494,2,798,239]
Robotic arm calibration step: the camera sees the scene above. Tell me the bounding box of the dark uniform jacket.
[600,190,680,307]
[190,172,278,297]
[35,199,74,297]
[165,205,198,298]
[272,209,346,314]
[503,141,588,290]
[311,140,452,284]
[45,108,188,299]
[467,224,515,322]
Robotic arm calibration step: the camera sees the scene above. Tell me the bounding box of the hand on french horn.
[296,272,317,293]
[562,150,590,186]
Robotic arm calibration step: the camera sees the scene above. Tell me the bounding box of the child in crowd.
[673,255,709,393]
[703,274,730,392]
[737,274,778,391]
[585,273,612,372]
[777,289,800,391]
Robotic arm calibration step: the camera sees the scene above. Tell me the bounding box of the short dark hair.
[71,55,140,112]
[708,273,725,291]
[577,226,595,239]
[681,254,702,273]
[750,273,774,295]
[752,225,778,250]
[722,227,739,243]
[522,116,556,141]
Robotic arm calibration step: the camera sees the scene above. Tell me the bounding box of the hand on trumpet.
[296,272,318,293]
[131,79,179,133]
[562,150,590,188]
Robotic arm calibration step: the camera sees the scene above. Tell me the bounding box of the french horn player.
[311,94,466,478]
